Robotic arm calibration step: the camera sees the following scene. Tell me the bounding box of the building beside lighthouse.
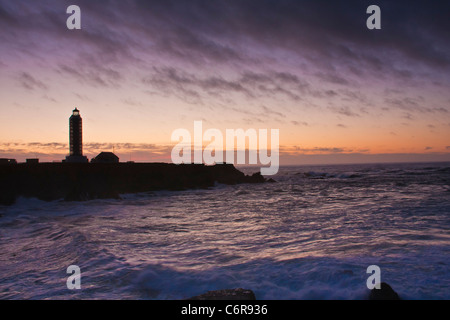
[65,108,88,163]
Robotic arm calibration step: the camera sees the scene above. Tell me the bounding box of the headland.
[0,162,268,205]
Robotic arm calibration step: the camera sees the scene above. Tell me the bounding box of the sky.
[0,0,449,165]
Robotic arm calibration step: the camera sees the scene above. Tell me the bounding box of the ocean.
[0,162,449,299]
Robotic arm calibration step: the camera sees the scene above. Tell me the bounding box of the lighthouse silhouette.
[65,108,88,163]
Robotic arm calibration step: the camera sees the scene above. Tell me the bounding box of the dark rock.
[369,282,400,300]
[0,189,16,206]
[267,178,276,183]
[242,172,266,184]
[188,288,256,300]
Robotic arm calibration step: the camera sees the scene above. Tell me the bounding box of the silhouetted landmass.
[0,163,268,205]
[188,283,403,300]
[369,282,401,300]
[188,288,256,300]
[188,283,402,300]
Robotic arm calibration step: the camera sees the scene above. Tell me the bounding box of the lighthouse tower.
[65,108,88,163]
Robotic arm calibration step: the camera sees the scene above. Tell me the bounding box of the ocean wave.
[128,252,449,300]
[300,171,362,179]
[1,163,449,300]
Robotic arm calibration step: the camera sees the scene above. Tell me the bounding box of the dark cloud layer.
[1,0,449,129]
[2,1,449,69]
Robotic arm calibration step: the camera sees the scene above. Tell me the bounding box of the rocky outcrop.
[0,163,269,205]
[187,283,402,300]
[188,288,256,300]
[0,188,16,206]
[241,172,266,184]
[369,282,401,300]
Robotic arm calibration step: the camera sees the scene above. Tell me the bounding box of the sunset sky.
[1,0,449,165]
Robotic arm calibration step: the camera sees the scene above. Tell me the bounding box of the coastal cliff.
[0,163,267,205]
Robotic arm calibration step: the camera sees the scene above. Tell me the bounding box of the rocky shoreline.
[0,163,269,206]
[188,283,401,300]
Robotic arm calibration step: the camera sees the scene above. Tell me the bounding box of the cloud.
[1,0,448,128]
[152,24,244,65]
[0,141,175,162]
[384,96,449,115]
[329,106,360,117]
[17,72,48,91]
[315,72,351,86]
[0,141,173,152]
[402,113,415,120]
[121,98,143,107]
[143,67,309,105]
[26,142,66,149]
[3,1,450,72]
[260,105,286,118]
[57,63,122,88]
[84,142,171,153]
[433,108,449,113]
[42,94,57,103]
[291,121,309,126]
[281,146,352,154]
[0,0,449,162]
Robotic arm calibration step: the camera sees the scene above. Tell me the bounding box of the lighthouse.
[65,108,88,163]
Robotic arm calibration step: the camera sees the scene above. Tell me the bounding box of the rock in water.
[188,288,256,300]
[243,172,266,183]
[369,282,400,300]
